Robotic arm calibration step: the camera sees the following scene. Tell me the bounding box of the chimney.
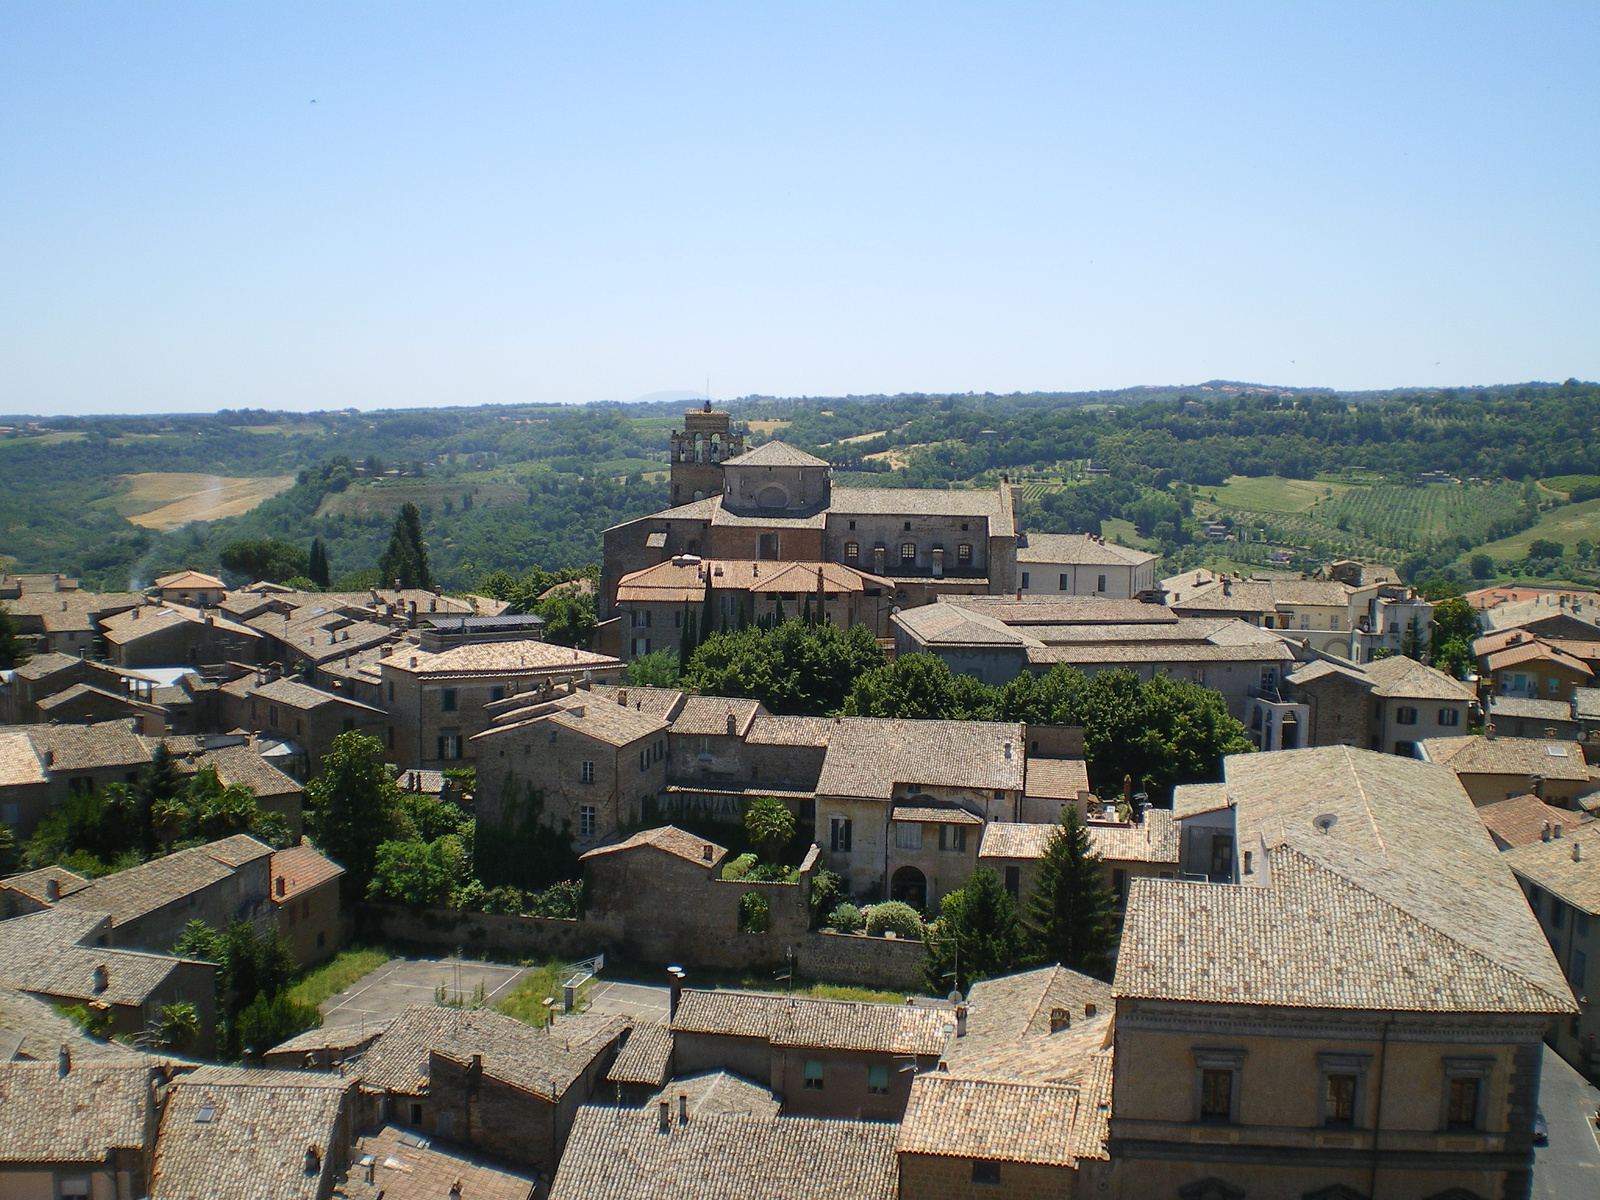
[45,878,60,902]
[1003,741,1012,759]
[133,608,140,620]
[955,1005,968,1038]
[617,689,628,706]
[679,1093,689,1125]
[93,965,109,994]
[1576,842,1584,863]
[394,579,402,592]
[658,1100,671,1134]
[726,712,737,737]
[1554,822,1564,839]
[275,876,287,898]
[1123,775,1133,804]
[45,750,53,769]
[1484,723,1496,741]
[57,1045,70,1077]
[702,844,713,861]
[1543,821,1553,842]
[1049,1007,1069,1033]
[1084,1003,1097,1018]
[304,1145,321,1176]
[667,966,685,1017]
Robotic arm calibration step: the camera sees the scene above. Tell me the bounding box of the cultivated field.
[1473,497,1600,560]
[1198,475,1354,514]
[745,419,791,434]
[119,473,297,530]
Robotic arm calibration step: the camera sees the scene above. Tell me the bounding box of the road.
[1532,1044,1600,1200]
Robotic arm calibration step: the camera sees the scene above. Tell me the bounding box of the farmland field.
[1472,497,1600,561]
[745,419,791,435]
[1541,475,1600,497]
[118,473,297,530]
[1199,475,1354,514]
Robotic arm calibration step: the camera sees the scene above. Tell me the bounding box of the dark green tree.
[924,868,1028,994]
[303,731,401,898]
[378,502,432,590]
[308,538,331,588]
[843,653,998,719]
[1469,553,1494,580]
[218,539,310,584]
[624,649,680,688]
[0,602,30,670]
[120,742,188,857]
[536,589,597,647]
[678,608,700,671]
[684,620,884,715]
[1020,807,1118,979]
[743,796,796,862]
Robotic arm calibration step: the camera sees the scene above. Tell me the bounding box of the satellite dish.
[1313,813,1338,835]
[947,990,964,1005]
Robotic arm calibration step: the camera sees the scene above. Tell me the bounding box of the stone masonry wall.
[797,930,927,993]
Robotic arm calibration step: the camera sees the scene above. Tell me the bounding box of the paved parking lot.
[319,957,530,1029]
[587,980,672,1023]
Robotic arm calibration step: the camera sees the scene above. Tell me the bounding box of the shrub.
[235,992,320,1057]
[865,901,924,941]
[739,891,770,934]
[524,879,584,919]
[721,853,757,881]
[828,903,865,934]
[809,868,846,923]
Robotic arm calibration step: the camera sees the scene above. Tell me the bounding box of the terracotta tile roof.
[381,640,620,678]
[900,1073,1090,1166]
[264,1020,390,1058]
[938,595,1175,626]
[0,864,93,905]
[1117,850,1574,1012]
[37,682,162,716]
[523,701,669,748]
[345,1125,537,1200]
[644,1069,779,1119]
[978,816,1179,865]
[1024,758,1089,799]
[813,719,1026,800]
[15,719,152,773]
[1503,827,1600,915]
[1487,695,1575,723]
[958,965,1114,1049]
[669,695,764,736]
[744,715,835,748]
[269,845,344,902]
[979,822,1056,860]
[710,507,828,530]
[549,1107,898,1200]
[352,1005,625,1101]
[156,740,306,798]
[724,440,831,468]
[581,826,725,868]
[0,984,148,1066]
[892,604,1036,648]
[155,571,224,590]
[672,990,949,1056]
[1171,782,1231,819]
[893,804,983,825]
[151,1066,352,1200]
[1476,794,1594,850]
[245,676,384,712]
[1484,640,1594,676]
[1360,655,1477,701]
[1219,746,1574,1004]
[1025,640,1293,668]
[101,603,262,646]
[831,485,1016,538]
[0,1060,153,1163]
[606,1020,674,1086]
[584,684,687,721]
[0,909,197,1007]
[9,651,83,681]
[0,730,48,787]
[1418,734,1592,782]
[1016,533,1157,567]
[56,835,273,928]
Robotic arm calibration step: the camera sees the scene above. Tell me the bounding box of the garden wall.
[797,930,927,993]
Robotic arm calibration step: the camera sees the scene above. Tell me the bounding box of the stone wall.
[898,1152,1078,1200]
[796,930,927,993]
[366,904,626,962]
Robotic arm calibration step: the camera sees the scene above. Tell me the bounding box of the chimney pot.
[275,876,287,897]
[58,1044,70,1077]
[1543,822,1552,842]
[1576,842,1584,863]
[1049,1007,1069,1033]
[1554,822,1564,839]
[1084,1002,1097,1018]
[955,1004,968,1038]
[92,964,108,994]
[679,1093,689,1125]
[45,878,60,901]
[617,689,628,706]
[702,844,713,861]
[726,712,737,736]
[658,1100,671,1134]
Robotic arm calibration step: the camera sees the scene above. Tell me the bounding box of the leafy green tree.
[1000,667,1252,802]
[152,1001,202,1051]
[0,816,14,871]
[0,602,31,670]
[536,590,597,647]
[1430,596,1481,647]
[235,992,320,1057]
[1528,538,1565,561]
[218,539,310,584]
[378,502,433,590]
[685,620,885,715]
[809,868,846,926]
[304,731,402,898]
[924,869,1027,993]
[1020,807,1118,979]
[122,742,187,856]
[1469,553,1494,580]
[395,789,471,842]
[367,839,458,906]
[743,796,796,862]
[174,916,300,1055]
[308,538,330,588]
[624,649,680,688]
[866,901,925,940]
[844,653,998,719]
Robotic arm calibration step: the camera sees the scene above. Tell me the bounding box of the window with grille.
[579,805,596,838]
[1199,1069,1234,1122]
[1447,1077,1480,1130]
[845,541,859,560]
[1324,1073,1357,1127]
[437,733,463,761]
[580,760,595,784]
[900,542,916,563]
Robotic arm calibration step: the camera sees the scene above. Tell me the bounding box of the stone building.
[0,1057,161,1199]
[348,1004,627,1175]
[0,583,143,657]
[378,639,623,770]
[1418,733,1596,806]
[978,805,1180,910]
[602,407,1018,621]
[100,602,265,669]
[219,673,388,777]
[153,570,227,607]
[611,556,895,659]
[1015,532,1157,600]
[670,989,949,1121]
[268,843,347,967]
[1475,628,1596,701]
[668,400,745,505]
[0,719,153,839]
[1124,747,1575,1200]
[1273,652,1476,754]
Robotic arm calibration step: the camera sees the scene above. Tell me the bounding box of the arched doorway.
[891,866,926,911]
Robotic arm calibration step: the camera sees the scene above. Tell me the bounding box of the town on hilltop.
[3,400,1600,1200]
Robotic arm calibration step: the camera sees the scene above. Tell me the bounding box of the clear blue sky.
[2,3,1595,415]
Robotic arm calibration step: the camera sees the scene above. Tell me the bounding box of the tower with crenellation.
[668,401,744,506]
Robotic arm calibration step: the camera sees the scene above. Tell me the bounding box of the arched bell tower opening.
[669,401,744,505]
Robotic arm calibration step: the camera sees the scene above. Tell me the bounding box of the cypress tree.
[700,574,716,644]
[1021,805,1119,979]
[679,608,699,671]
[307,539,330,589]
[378,502,433,591]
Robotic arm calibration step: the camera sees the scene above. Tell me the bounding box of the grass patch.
[496,959,587,1027]
[315,479,530,519]
[285,946,393,1010]
[1541,475,1600,496]
[1201,475,1353,514]
[1099,518,1157,549]
[1471,497,1600,561]
[799,982,910,1004]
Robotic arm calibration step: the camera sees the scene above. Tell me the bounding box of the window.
[579,805,596,838]
[268,705,280,726]
[409,1102,424,1126]
[867,1064,890,1095]
[1580,912,1590,937]
[387,726,395,750]
[1111,868,1126,900]
[58,1179,91,1198]
[1021,572,1030,589]
[1200,1069,1234,1122]
[295,718,303,737]
[900,542,917,563]
[1528,887,1542,917]
[1097,574,1107,593]
[845,541,859,560]
[1447,1077,1481,1131]
[971,1161,1001,1185]
[1004,865,1020,899]
[441,688,458,712]
[437,733,463,761]
[1194,1049,1243,1124]
[342,718,356,733]
[903,521,912,531]
[639,750,647,772]
[1059,573,1070,591]
[848,520,856,530]
[1438,707,1460,727]
[940,824,967,853]
[580,761,596,784]
[388,681,395,702]
[1572,949,1588,989]
[1553,898,1566,929]
[830,817,853,853]
[1331,614,1341,630]
[1550,676,1562,693]
[1325,1073,1358,1127]
[632,638,652,656]
[957,543,972,564]
[759,533,779,559]
[489,685,505,703]
[1394,706,1418,725]
[803,1060,825,1090]
[894,822,922,850]
[1393,741,1416,757]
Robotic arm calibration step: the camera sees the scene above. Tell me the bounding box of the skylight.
[195,1105,216,1123]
